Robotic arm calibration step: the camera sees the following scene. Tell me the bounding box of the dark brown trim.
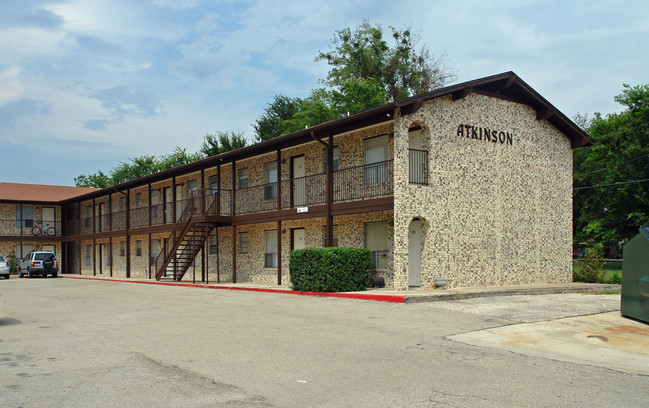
[92,238,96,276]
[277,220,282,285]
[452,87,472,101]
[232,225,236,283]
[326,133,334,247]
[125,189,130,279]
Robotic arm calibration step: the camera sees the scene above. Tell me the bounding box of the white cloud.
[0,27,78,64]
[0,67,24,105]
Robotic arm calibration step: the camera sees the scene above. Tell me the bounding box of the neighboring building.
[0,72,592,290]
[0,183,98,262]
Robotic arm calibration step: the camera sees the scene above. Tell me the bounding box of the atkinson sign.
[457,124,514,146]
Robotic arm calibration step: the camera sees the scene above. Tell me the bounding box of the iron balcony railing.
[408,149,428,185]
[0,219,61,237]
[59,159,409,236]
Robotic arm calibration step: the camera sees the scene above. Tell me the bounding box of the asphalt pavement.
[0,276,647,407]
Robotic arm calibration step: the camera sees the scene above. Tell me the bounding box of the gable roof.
[56,71,591,204]
[0,183,99,204]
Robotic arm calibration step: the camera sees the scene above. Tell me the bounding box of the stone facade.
[1,77,578,291]
[391,93,573,289]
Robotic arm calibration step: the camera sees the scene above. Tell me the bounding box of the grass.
[595,289,622,295]
[572,262,622,284]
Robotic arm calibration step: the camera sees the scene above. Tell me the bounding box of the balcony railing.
[334,160,393,203]
[0,219,61,237]
[55,160,397,237]
[409,149,428,185]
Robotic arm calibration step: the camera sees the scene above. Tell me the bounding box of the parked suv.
[18,251,58,278]
[0,256,10,279]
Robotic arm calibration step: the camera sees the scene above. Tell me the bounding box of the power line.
[574,177,649,191]
[577,152,649,177]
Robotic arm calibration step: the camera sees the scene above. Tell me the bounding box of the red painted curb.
[64,276,405,303]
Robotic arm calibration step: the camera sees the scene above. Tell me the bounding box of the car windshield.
[34,253,54,261]
[0,256,5,262]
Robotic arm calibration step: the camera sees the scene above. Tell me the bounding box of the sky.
[1,0,647,186]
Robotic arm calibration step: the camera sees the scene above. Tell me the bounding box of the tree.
[253,95,303,142]
[157,147,203,171]
[74,170,110,188]
[253,21,454,142]
[316,20,455,102]
[200,131,248,156]
[573,84,649,255]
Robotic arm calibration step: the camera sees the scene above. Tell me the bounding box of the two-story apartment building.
[0,72,592,290]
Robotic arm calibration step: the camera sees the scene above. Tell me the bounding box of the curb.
[403,284,622,303]
[63,276,406,303]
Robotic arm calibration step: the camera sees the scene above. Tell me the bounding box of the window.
[238,168,249,189]
[151,190,160,218]
[322,225,339,247]
[264,161,278,200]
[150,240,159,266]
[238,232,249,254]
[120,242,125,257]
[15,205,34,228]
[364,136,388,185]
[85,244,91,266]
[16,244,34,259]
[365,222,389,270]
[84,205,91,227]
[209,234,218,255]
[135,193,142,208]
[208,175,219,193]
[264,230,278,268]
[118,197,126,212]
[322,146,339,172]
[135,240,142,257]
[186,180,198,198]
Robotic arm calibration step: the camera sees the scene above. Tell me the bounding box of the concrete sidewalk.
[59,274,620,303]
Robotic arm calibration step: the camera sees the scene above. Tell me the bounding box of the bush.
[7,251,17,273]
[289,247,372,292]
[573,246,615,283]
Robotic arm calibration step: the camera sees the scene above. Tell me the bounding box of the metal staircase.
[154,191,217,281]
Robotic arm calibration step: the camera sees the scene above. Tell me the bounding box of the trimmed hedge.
[289,247,372,292]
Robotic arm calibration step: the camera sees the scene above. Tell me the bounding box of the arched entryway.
[408,218,423,288]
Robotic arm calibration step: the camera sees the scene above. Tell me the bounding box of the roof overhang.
[61,71,592,204]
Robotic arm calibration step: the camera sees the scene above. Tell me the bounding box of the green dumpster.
[621,226,649,324]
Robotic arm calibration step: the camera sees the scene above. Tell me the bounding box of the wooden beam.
[536,108,555,121]
[452,87,472,101]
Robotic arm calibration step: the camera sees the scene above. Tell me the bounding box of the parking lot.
[1,277,648,407]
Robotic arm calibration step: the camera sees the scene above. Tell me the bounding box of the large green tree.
[573,84,649,254]
[254,20,454,141]
[316,20,454,102]
[200,130,248,156]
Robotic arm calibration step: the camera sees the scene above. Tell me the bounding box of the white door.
[175,185,182,221]
[164,187,172,223]
[292,228,306,250]
[408,220,422,287]
[292,156,305,207]
[42,207,55,235]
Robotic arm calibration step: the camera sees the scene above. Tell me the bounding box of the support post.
[92,238,96,276]
[232,225,237,283]
[109,237,113,277]
[277,220,282,285]
[326,132,334,247]
[126,189,131,278]
[216,227,220,283]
